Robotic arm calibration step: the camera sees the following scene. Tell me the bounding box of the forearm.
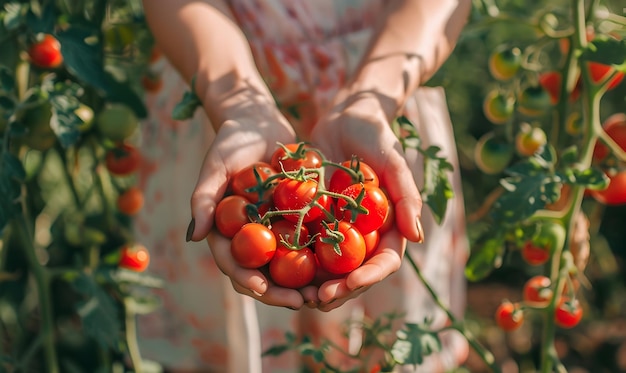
[343,0,472,119]
[142,0,273,124]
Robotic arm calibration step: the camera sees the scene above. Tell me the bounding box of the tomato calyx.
[318,220,348,256]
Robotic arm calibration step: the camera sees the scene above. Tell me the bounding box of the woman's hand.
[308,93,424,311]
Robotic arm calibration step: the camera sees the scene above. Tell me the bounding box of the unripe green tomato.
[483,89,515,125]
[517,85,552,117]
[474,131,515,174]
[96,104,138,141]
[533,220,566,255]
[75,104,94,132]
[515,124,547,157]
[488,47,522,81]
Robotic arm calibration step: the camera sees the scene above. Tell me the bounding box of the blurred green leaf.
[465,230,506,281]
[422,146,454,225]
[581,37,626,71]
[391,322,442,367]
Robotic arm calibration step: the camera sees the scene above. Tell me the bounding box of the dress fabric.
[135,0,469,372]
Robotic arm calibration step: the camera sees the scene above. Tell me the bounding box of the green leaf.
[100,268,165,288]
[421,146,454,224]
[581,37,626,71]
[3,3,27,30]
[391,322,442,368]
[124,295,162,315]
[25,1,55,34]
[491,172,558,224]
[70,273,122,350]
[571,167,610,190]
[465,231,506,282]
[262,344,291,357]
[0,66,15,92]
[49,92,82,148]
[172,90,201,120]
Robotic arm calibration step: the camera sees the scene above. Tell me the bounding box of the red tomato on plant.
[117,187,144,215]
[315,221,366,275]
[522,241,551,265]
[270,143,323,173]
[588,62,624,90]
[28,34,63,69]
[231,223,276,268]
[495,301,523,331]
[522,220,565,265]
[328,159,379,194]
[555,298,583,329]
[105,143,142,176]
[273,178,328,223]
[119,244,150,272]
[215,195,254,238]
[590,171,626,206]
[335,184,389,235]
[523,276,553,307]
[592,113,626,162]
[230,162,278,204]
[269,246,317,288]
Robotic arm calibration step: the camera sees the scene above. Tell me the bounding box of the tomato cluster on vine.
[214,143,392,289]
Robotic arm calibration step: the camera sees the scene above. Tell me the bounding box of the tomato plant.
[328,159,379,193]
[105,143,142,176]
[215,195,254,238]
[273,177,327,223]
[554,298,583,329]
[28,34,63,69]
[269,246,317,289]
[119,244,151,272]
[231,223,277,269]
[335,183,389,235]
[314,221,366,275]
[494,301,523,332]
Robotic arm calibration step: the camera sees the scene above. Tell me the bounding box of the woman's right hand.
[186,84,310,309]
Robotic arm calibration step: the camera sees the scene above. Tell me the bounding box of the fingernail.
[284,306,298,311]
[251,289,264,297]
[306,300,318,308]
[416,217,425,244]
[186,218,195,242]
[326,298,337,305]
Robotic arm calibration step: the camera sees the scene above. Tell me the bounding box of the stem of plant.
[404,252,501,373]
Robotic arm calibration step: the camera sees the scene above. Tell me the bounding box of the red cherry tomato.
[231,223,276,269]
[230,162,278,204]
[588,62,624,90]
[105,143,142,176]
[117,187,144,215]
[590,171,626,206]
[328,159,379,194]
[269,246,317,288]
[523,276,553,308]
[362,229,380,261]
[521,241,551,265]
[495,301,523,331]
[119,244,150,272]
[215,195,254,238]
[314,221,366,275]
[273,178,327,223]
[592,113,626,162]
[270,143,323,173]
[28,34,63,69]
[555,298,583,329]
[270,218,310,247]
[335,184,389,235]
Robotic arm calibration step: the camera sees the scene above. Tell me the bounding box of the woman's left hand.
[307,92,424,311]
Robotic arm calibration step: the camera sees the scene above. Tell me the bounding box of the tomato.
[335,184,389,235]
[28,34,63,69]
[554,298,583,329]
[588,62,624,90]
[119,243,150,272]
[482,89,515,125]
[362,229,380,261]
[515,124,547,157]
[328,159,379,193]
[230,162,278,203]
[270,143,323,173]
[593,113,626,162]
[231,223,276,268]
[269,246,317,288]
[117,187,144,215]
[474,131,515,174]
[215,195,253,238]
[378,201,394,234]
[523,276,553,307]
[105,143,142,176]
[96,104,139,141]
[522,220,565,265]
[273,178,327,223]
[270,218,310,247]
[590,171,626,205]
[494,301,523,331]
[315,221,366,274]
[517,85,552,117]
[538,71,561,105]
[75,104,95,132]
[488,46,522,81]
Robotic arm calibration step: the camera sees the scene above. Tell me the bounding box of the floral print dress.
[136,0,469,372]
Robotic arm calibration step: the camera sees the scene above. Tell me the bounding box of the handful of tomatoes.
[214,143,393,289]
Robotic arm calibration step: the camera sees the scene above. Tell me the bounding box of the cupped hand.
[307,93,424,310]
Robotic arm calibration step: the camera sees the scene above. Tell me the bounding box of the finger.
[345,228,405,289]
[317,279,367,312]
[299,285,320,308]
[378,147,423,243]
[231,282,305,310]
[207,231,268,294]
